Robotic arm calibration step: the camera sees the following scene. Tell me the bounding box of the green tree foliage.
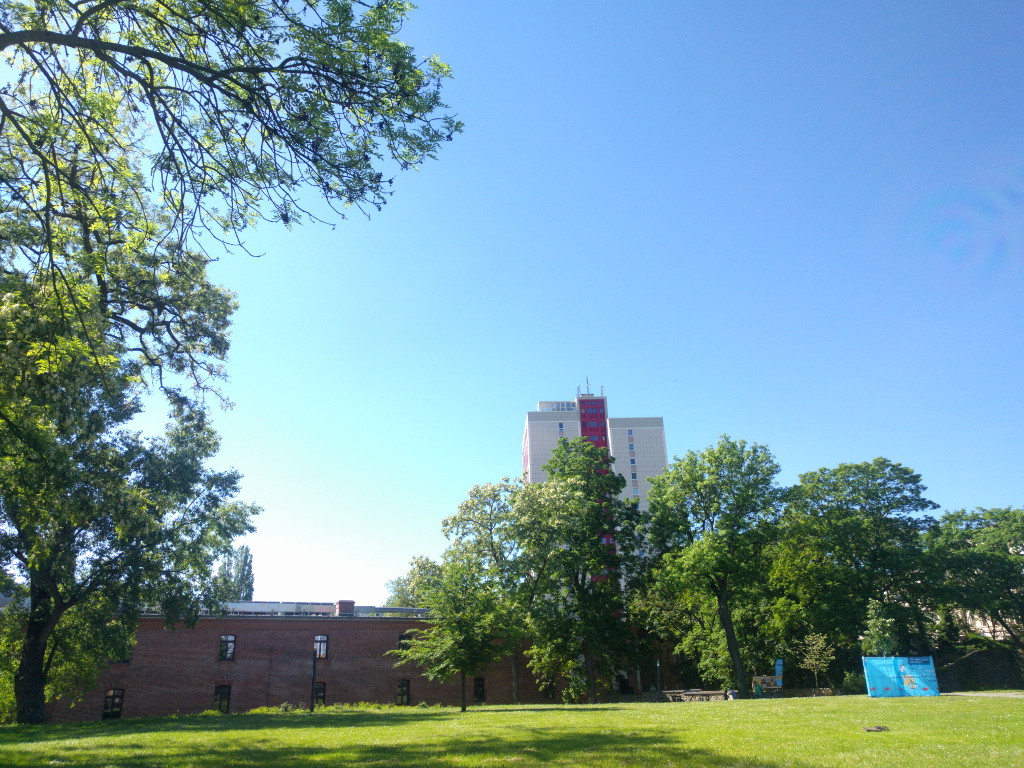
[642,436,783,697]
[0,137,255,724]
[798,632,835,689]
[518,437,641,703]
[1,0,459,724]
[861,598,900,657]
[442,477,539,704]
[383,555,442,608]
[216,545,255,602]
[0,0,461,254]
[772,458,938,657]
[389,546,502,712]
[926,508,1024,651]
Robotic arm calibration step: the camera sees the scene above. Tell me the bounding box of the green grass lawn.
[1,695,1022,768]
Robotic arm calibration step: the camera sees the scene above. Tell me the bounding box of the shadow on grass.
[0,707,458,742]
[0,709,822,768]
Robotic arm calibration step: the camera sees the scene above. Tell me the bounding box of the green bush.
[841,670,866,694]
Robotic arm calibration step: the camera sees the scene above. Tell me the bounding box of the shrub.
[841,671,866,694]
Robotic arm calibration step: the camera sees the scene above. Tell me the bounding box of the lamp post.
[310,639,319,713]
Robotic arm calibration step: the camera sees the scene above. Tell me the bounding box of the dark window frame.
[314,681,326,707]
[102,688,124,719]
[214,684,231,714]
[473,677,486,704]
[219,634,236,661]
[396,679,410,706]
[314,634,328,659]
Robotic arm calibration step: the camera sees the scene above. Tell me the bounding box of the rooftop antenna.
[576,385,581,398]
[585,376,592,395]
[601,385,604,396]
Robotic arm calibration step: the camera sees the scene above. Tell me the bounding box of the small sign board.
[752,675,781,695]
[862,656,939,697]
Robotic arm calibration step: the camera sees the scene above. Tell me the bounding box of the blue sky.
[197,1,1024,604]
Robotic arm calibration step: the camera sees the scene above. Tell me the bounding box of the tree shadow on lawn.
[0,715,823,768]
[0,708,458,743]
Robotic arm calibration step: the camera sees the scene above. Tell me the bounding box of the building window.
[628,443,634,450]
[631,473,637,480]
[102,688,124,720]
[219,635,236,661]
[214,685,231,714]
[314,635,328,659]
[314,681,326,708]
[474,677,486,704]
[630,458,636,465]
[398,633,412,650]
[628,429,633,436]
[396,679,410,706]
[633,488,640,496]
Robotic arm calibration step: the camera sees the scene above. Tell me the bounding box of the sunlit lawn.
[1,695,1021,768]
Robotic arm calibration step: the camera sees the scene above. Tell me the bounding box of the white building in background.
[521,389,668,511]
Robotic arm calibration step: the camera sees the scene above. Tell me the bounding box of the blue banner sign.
[774,658,783,688]
[861,656,939,697]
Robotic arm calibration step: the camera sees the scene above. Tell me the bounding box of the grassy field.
[1,695,1022,768]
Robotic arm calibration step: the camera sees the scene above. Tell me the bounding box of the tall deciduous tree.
[389,545,502,712]
[1,0,460,724]
[772,458,938,656]
[442,477,538,704]
[383,556,442,609]
[926,508,1024,651]
[516,437,640,703]
[0,271,256,723]
[0,124,256,722]
[644,436,782,698]
[216,545,255,602]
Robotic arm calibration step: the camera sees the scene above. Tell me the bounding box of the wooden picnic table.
[662,689,727,702]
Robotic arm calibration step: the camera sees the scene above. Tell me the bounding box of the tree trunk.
[715,578,748,699]
[994,614,1024,653]
[460,670,466,712]
[15,585,58,724]
[583,641,597,704]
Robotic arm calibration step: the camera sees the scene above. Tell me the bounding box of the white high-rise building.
[521,391,668,511]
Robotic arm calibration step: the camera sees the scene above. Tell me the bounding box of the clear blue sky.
[196,1,1024,604]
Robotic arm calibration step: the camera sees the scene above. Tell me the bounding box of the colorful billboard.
[862,656,939,697]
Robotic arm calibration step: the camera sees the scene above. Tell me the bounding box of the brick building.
[49,600,545,722]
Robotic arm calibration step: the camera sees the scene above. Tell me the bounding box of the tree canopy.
[643,436,783,697]
[389,546,502,712]
[0,0,461,253]
[0,0,459,723]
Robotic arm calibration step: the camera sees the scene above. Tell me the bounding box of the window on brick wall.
[398,633,412,650]
[219,635,236,661]
[474,677,486,703]
[214,685,231,714]
[396,679,410,706]
[314,635,328,659]
[102,688,124,719]
[314,681,326,708]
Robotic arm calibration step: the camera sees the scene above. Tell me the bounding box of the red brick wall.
[48,615,545,722]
